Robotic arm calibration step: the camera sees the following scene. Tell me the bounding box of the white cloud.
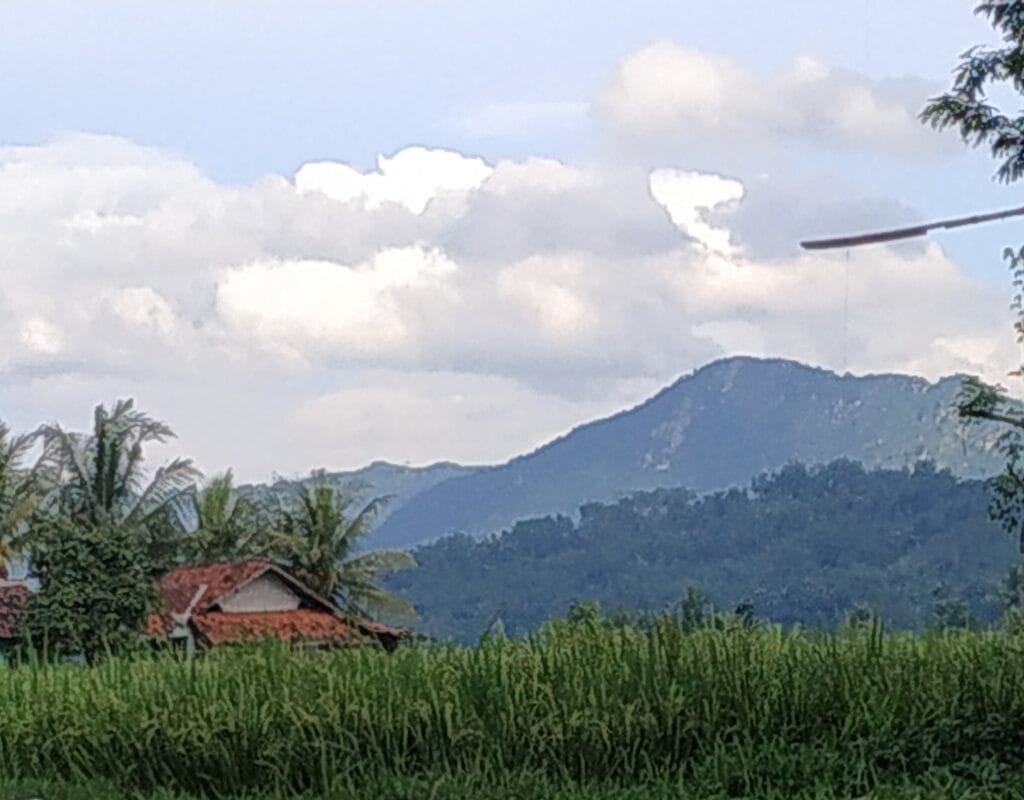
[497,256,593,341]
[649,169,745,254]
[19,317,63,355]
[292,371,630,468]
[295,146,492,214]
[0,133,1013,480]
[108,287,176,336]
[597,41,951,158]
[216,248,459,359]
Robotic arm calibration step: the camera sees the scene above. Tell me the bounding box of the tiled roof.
[148,560,415,648]
[0,583,31,639]
[356,618,414,639]
[157,561,272,616]
[190,609,363,646]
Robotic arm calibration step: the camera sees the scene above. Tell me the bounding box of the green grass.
[4,620,1024,798]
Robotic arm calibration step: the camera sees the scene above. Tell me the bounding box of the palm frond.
[126,458,203,527]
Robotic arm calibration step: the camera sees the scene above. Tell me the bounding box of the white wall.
[217,573,300,612]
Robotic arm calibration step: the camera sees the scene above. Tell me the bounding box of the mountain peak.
[369,357,1000,550]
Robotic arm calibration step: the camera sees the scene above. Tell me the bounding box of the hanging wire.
[843,249,851,372]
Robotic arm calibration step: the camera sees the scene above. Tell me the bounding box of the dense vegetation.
[388,460,1017,642]
[4,624,1024,798]
[0,401,416,660]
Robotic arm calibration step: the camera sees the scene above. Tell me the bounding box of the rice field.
[4,620,1024,798]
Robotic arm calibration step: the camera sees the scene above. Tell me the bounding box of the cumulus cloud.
[596,42,952,159]
[0,131,1012,480]
[295,146,491,214]
[217,248,460,360]
[649,170,745,255]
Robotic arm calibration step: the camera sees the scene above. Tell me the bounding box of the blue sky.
[1,2,1021,478]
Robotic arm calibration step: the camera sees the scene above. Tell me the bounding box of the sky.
[2,1,1023,482]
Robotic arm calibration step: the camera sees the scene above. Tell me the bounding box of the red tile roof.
[356,618,414,640]
[148,560,414,648]
[157,561,272,616]
[0,583,31,639]
[190,609,362,646]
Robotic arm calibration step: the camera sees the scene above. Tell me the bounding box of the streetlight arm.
[800,204,1024,251]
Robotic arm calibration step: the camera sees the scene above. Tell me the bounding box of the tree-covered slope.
[386,460,1015,642]
[372,357,1005,549]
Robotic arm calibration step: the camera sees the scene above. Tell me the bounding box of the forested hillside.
[386,460,1016,642]
[373,357,1006,549]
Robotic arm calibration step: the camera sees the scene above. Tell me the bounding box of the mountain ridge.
[368,356,1003,549]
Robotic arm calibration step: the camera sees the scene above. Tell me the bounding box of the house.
[145,560,412,655]
[0,575,32,654]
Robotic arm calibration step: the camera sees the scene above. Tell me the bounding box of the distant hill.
[237,460,480,527]
[385,460,1015,642]
[370,357,1007,549]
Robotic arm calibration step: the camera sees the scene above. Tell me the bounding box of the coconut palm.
[38,399,200,530]
[188,470,272,563]
[0,421,45,576]
[273,473,416,620]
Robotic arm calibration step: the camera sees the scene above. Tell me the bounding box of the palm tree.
[188,470,271,563]
[274,473,417,620]
[0,422,45,576]
[36,399,201,569]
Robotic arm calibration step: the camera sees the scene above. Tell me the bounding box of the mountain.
[237,460,481,526]
[370,357,1007,549]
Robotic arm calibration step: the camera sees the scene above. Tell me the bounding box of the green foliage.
[38,399,198,530]
[923,4,1024,608]
[930,583,978,631]
[185,470,272,563]
[0,421,45,574]
[955,250,1024,561]
[5,627,1024,797]
[272,472,417,619]
[921,1,1024,183]
[34,399,200,573]
[15,399,193,661]
[677,585,708,631]
[388,460,1012,642]
[19,521,157,662]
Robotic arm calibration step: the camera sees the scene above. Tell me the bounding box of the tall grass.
[3,620,1024,797]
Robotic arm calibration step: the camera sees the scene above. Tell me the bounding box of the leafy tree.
[921,2,1024,609]
[19,521,156,662]
[273,473,417,620]
[566,599,603,628]
[21,400,200,659]
[677,585,709,631]
[35,399,200,571]
[38,399,198,529]
[186,470,271,563]
[921,1,1024,184]
[0,422,46,576]
[930,583,977,630]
